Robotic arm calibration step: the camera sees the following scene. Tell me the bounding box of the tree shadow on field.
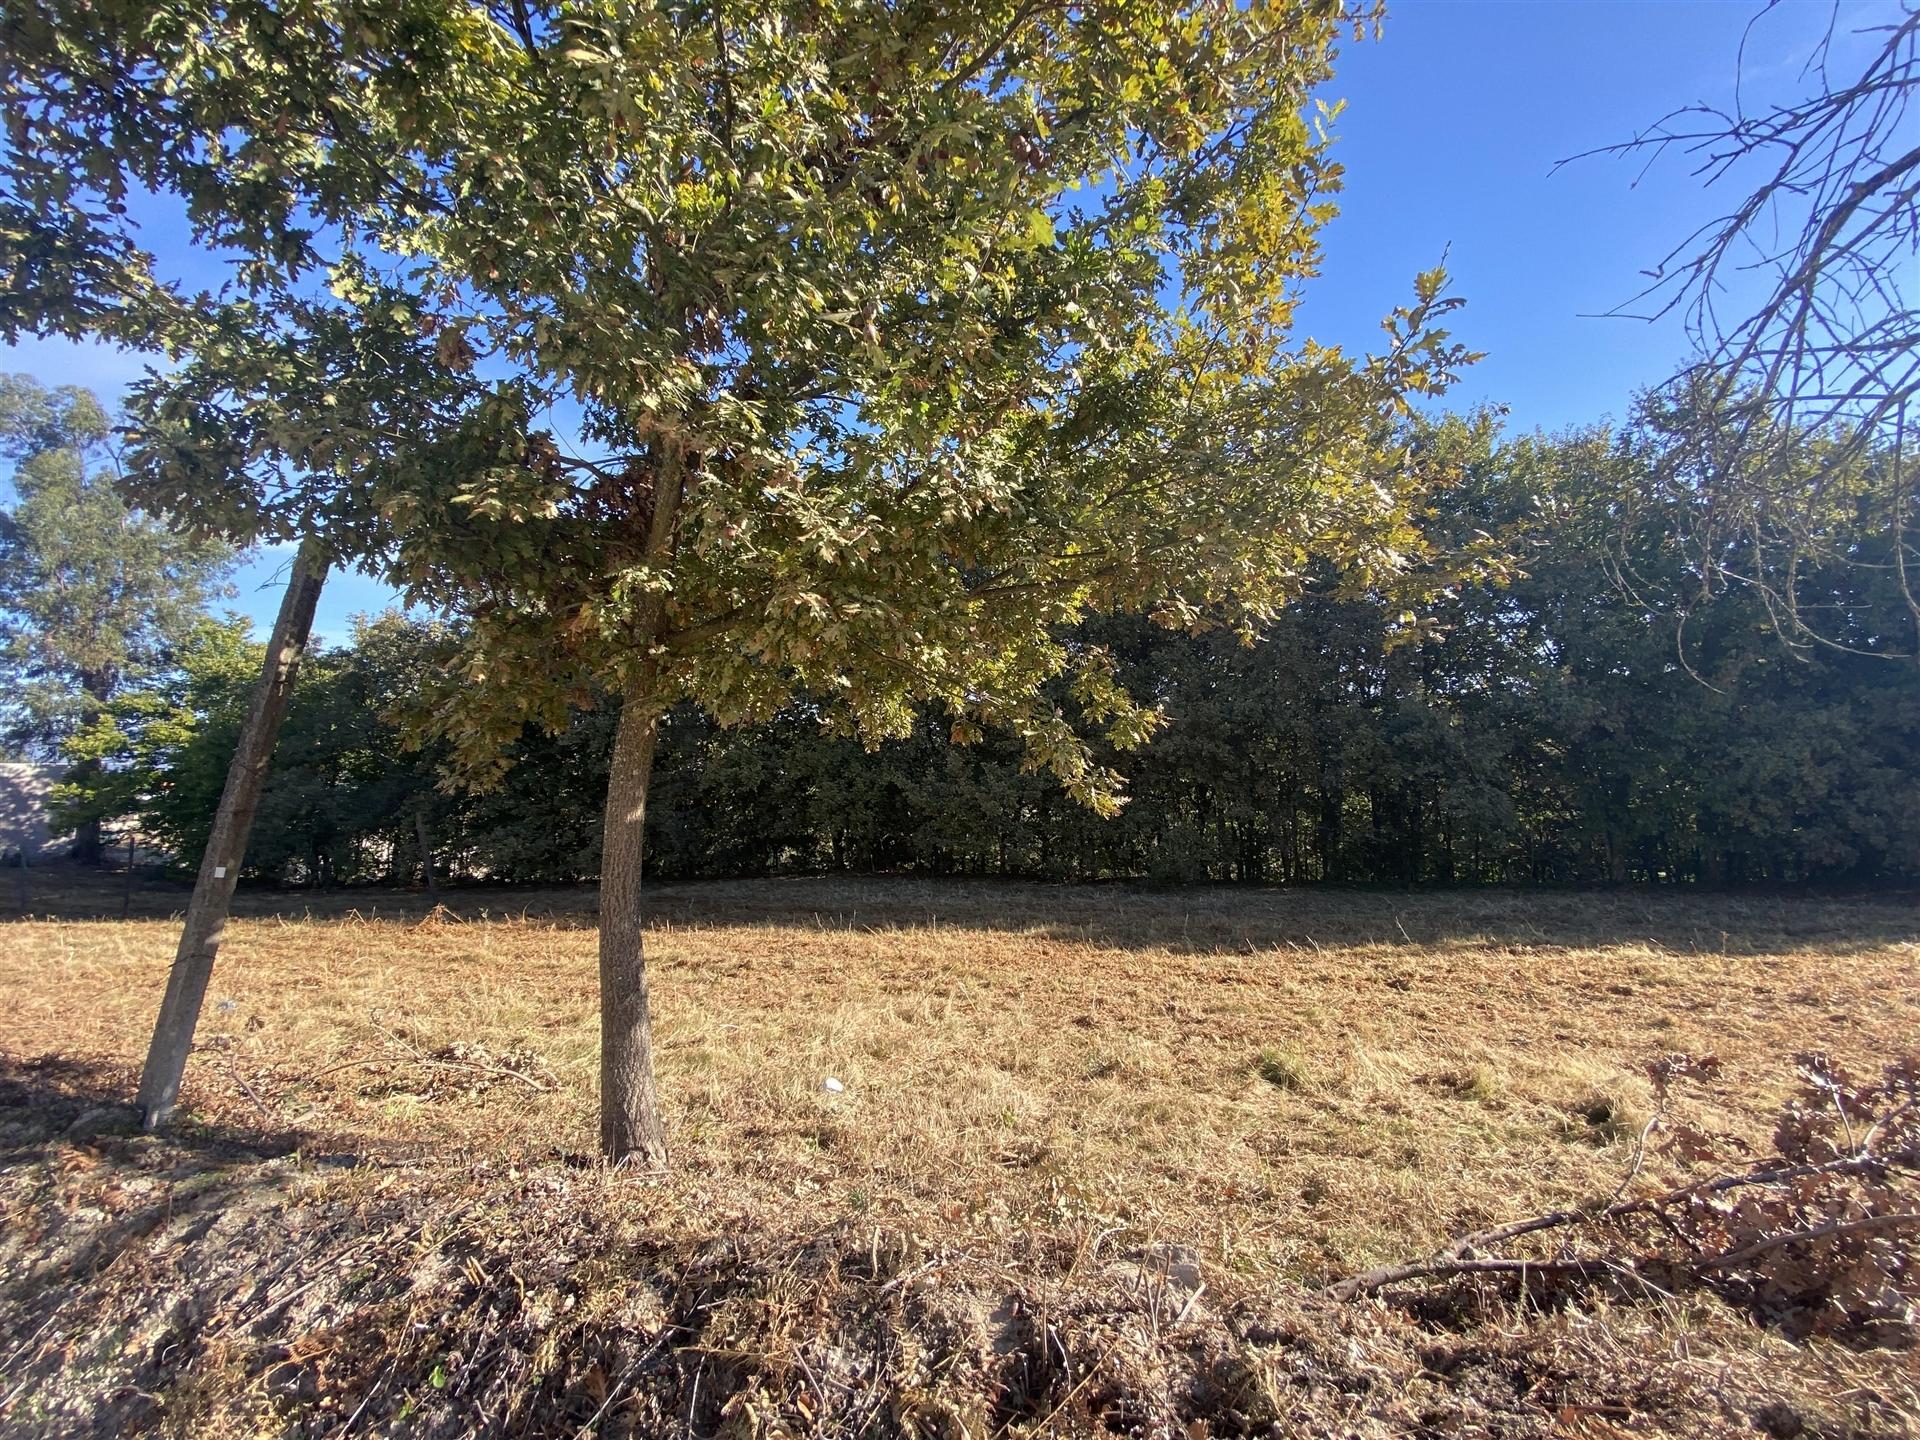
[0,1053,392,1285]
[0,1052,387,1439]
[0,1052,322,1170]
[631,875,1920,959]
[9,861,1918,958]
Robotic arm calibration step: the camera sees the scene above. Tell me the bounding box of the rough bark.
[597,677,669,1166]
[136,538,328,1129]
[594,445,684,1166]
[69,673,114,864]
[70,803,103,865]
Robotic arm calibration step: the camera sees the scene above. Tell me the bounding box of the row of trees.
[50,390,1918,892]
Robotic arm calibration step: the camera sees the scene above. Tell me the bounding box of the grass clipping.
[2,1054,1913,1439]
[2,880,1918,1435]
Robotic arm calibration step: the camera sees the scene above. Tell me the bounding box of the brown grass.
[5,873,1919,1436]
[6,874,1917,1281]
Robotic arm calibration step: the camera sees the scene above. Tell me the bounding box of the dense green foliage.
[0,376,233,759]
[14,3,1912,1166]
[6,0,1494,1155]
[0,375,233,860]
[5,0,1473,802]
[59,611,453,881]
[73,401,1917,890]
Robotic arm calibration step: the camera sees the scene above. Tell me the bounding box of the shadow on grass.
[8,861,1919,957]
[0,1053,372,1438]
[0,1051,365,1172]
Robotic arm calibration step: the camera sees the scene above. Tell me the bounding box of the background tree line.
[0,375,233,863]
[42,385,1918,892]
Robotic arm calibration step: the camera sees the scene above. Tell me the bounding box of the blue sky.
[1302,0,1880,426]
[2,0,1881,641]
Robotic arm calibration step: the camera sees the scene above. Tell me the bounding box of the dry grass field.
[3,871,1917,1436]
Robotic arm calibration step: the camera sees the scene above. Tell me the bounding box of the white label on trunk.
[214,866,227,878]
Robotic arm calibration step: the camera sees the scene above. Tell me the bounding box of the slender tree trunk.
[136,538,327,1129]
[67,672,114,864]
[598,677,668,1165]
[595,443,684,1166]
[67,672,122,864]
[71,791,104,865]
[120,826,137,921]
[414,807,440,906]
[12,833,26,914]
[1318,789,1344,882]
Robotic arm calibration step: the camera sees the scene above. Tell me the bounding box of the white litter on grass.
[821,1076,846,1094]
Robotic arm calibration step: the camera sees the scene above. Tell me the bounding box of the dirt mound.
[1,1058,1911,1438]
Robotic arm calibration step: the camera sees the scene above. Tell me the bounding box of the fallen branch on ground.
[1325,1052,1919,1341]
[308,1022,557,1095]
[309,1053,554,1093]
[1325,1152,1915,1300]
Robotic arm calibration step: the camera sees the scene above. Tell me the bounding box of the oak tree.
[5,0,1473,1161]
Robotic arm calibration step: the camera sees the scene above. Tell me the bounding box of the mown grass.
[6,874,1916,1282]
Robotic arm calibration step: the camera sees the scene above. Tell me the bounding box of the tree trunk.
[414,807,440,906]
[136,538,327,1130]
[70,790,103,864]
[595,443,684,1167]
[1604,830,1628,885]
[68,671,114,864]
[1317,789,1344,882]
[120,826,137,921]
[598,676,669,1166]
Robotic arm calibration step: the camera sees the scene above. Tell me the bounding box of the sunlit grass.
[3,876,1916,1280]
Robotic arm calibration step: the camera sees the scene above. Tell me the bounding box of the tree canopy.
[0,374,231,795]
[88,396,1919,894]
[5,1,1471,783]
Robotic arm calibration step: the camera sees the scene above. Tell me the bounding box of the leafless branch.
[1578,2,1920,657]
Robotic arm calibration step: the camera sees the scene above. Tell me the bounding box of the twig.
[222,1054,277,1122]
[1170,1281,1207,1329]
[247,1243,372,1328]
[578,1330,676,1434]
[1860,1092,1917,1154]
[1325,1151,1915,1300]
[341,1352,400,1433]
[1027,1340,1112,1435]
[377,1022,555,1091]
[311,1044,553,1093]
[878,1255,949,1294]
[1327,1210,1920,1303]
[1699,1212,1920,1270]
[1605,1095,1671,1209]
[1327,1256,1615,1298]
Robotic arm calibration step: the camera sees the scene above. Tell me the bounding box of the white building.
[0,763,73,861]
